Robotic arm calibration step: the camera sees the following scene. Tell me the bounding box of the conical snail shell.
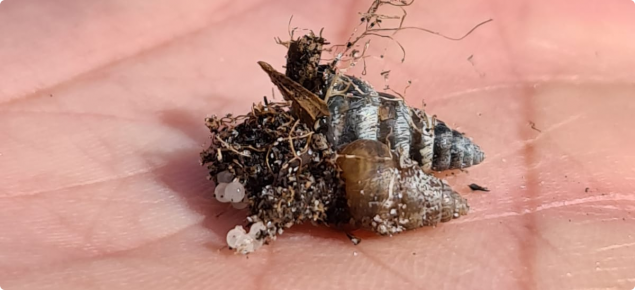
[336,139,469,235]
[432,120,485,171]
[323,73,485,173]
[280,34,485,173]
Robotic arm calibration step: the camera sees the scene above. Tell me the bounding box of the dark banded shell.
[432,120,486,171]
[324,73,485,173]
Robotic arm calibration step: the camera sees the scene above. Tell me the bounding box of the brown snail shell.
[336,139,469,235]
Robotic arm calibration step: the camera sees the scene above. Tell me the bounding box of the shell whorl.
[432,120,485,171]
[324,74,484,173]
[336,139,469,235]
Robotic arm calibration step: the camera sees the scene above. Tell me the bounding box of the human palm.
[1,0,634,289]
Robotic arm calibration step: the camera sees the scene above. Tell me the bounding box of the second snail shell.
[336,139,469,235]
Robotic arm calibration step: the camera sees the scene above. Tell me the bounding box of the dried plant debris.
[201,101,349,252]
[529,121,542,133]
[200,0,491,254]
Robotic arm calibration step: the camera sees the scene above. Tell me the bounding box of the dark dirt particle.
[529,121,541,132]
[468,183,489,192]
[346,232,362,245]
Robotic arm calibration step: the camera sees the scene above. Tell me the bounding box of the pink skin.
[1,0,634,289]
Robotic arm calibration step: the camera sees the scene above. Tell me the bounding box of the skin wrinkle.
[577,205,629,211]
[5,223,201,279]
[595,242,635,252]
[81,176,135,252]
[0,164,167,199]
[487,8,540,288]
[454,193,635,224]
[501,220,577,282]
[32,195,179,205]
[69,124,120,178]
[353,246,424,290]
[0,109,148,124]
[0,112,205,198]
[0,0,262,106]
[432,76,633,105]
[30,177,204,258]
[477,112,585,166]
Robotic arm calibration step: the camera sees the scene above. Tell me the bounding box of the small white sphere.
[227,226,247,246]
[216,171,234,183]
[248,222,267,238]
[226,225,263,254]
[214,183,230,203]
[224,181,245,203]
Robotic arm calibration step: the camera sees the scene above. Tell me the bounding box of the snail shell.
[336,139,469,235]
[324,73,485,173]
[280,34,485,173]
[431,119,485,171]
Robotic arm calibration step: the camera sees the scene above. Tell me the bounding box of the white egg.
[224,181,245,203]
[214,183,230,203]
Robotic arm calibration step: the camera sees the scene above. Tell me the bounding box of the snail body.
[336,139,469,235]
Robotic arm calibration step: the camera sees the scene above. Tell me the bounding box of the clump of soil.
[199,0,492,253]
[200,99,349,251]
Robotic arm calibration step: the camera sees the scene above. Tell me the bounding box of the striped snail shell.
[324,73,485,173]
[281,34,485,173]
[432,119,485,171]
[336,139,469,235]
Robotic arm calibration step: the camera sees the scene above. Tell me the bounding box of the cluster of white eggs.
[214,171,268,253]
[214,171,248,209]
[226,222,267,254]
